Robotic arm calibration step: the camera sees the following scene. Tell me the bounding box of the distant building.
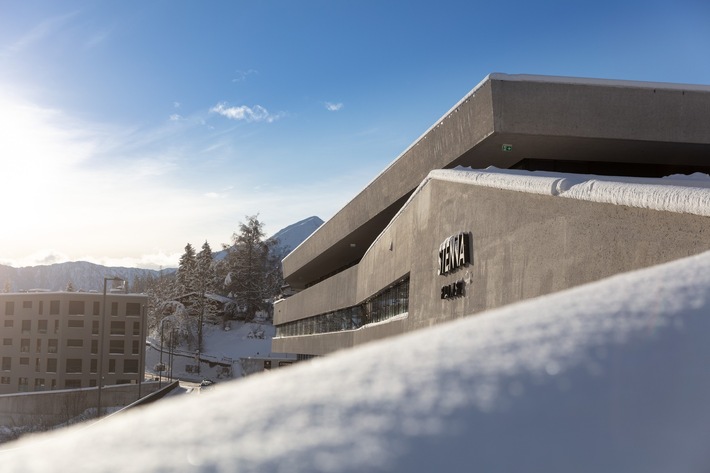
[0,291,148,395]
[273,73,710,357]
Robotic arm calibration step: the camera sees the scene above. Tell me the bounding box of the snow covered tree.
[195,241,218,351]
[222,215,281,321]
[175,243,197,298]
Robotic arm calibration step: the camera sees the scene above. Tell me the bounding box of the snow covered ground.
[145,321,277,382]
[2,250,710,471]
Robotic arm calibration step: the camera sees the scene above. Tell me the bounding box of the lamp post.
[97,276,124,419]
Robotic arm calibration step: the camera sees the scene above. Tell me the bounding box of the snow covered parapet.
[429,167,710,217]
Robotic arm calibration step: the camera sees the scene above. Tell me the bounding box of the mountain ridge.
[0,216,323,292]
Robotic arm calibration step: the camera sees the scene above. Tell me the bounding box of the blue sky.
[0,0,708,270]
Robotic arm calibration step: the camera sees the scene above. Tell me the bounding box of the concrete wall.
[0,382,162,427]
[273,178,710,355]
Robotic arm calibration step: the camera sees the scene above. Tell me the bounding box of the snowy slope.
[145,322,276,382]
[2,250,710,472]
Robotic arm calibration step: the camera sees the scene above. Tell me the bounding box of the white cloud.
[210,103,284,123]
[169,113,182,121]
[325,102,344,112]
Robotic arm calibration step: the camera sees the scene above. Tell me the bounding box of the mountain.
[214,216,324,261]
[0,262,170,293]
[1,217,323,292]
[269,216,324,256]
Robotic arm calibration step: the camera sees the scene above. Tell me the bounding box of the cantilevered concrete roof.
[283,73,710,289]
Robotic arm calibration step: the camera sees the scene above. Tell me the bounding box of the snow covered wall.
[3,250,710,472]
[429,167,710,217]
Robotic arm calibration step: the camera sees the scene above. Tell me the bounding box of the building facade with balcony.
[0,291,148,395]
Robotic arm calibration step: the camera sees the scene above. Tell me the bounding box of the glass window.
[2,338,11,346]
[66,359,82,374]
[3,320,12,328]
[93,301,100,316]
[67,339,84,348]
[123,359,139,374]
[68,319,84,328]
[50,300,60,315]
[126,303,141,316]
[38,320,48,333]
[1,357,11,371]
[22,300,32,309]
[109,340,124,354]
[47,358,57,373]
[20,339,30,353]
[21,320,31,333]
[68,301,85,315]
[4,301,14,316]
[48,339,58,353]
[110,321,125,335]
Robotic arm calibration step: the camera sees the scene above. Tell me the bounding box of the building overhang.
[283,73,710,290]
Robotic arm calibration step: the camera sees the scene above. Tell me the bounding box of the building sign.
[441,280,465,299]
[438,232,472,275]
[437,232,472,300]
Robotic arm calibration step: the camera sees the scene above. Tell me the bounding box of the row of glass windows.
[276,277,410,338]
[1,356,139,374]
[1,337,141,356]
[2,319,141,334]
[2,300,142,317]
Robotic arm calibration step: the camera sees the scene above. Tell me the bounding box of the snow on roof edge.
[430,167,710,217]
[366,168,710,256]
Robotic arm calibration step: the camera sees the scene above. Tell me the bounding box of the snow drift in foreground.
[3,251,710,472]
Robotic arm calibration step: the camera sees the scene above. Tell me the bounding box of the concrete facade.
[0,292,148,395]
[273,74,710,357]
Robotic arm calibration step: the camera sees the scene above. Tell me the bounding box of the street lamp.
[97,276,125,418]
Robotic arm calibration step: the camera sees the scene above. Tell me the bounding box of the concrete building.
[0,291,148,395]
[272,73,710,357]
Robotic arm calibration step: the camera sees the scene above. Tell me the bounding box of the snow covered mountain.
[268,215,324,256]
[0,261,169,293]
[214,215,323,261]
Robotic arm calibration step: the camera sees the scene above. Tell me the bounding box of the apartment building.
[0,291,148,395]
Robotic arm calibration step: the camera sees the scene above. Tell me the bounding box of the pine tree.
[195,241,217,352]
[175,243,197,297]
[223,215,279,321]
